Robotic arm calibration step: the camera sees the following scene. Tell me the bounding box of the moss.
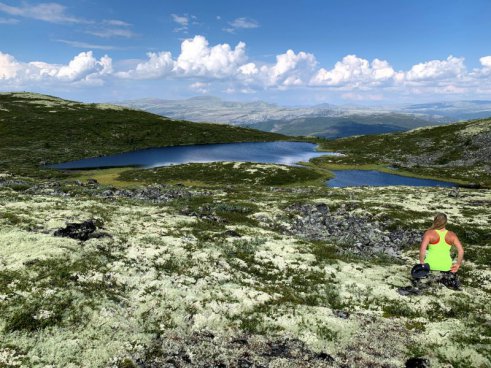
[1,212,22,225]
[0,251,123,333]
[117,358,138,368]
[382,300,420,319]
[405,320,426,332]
[118,162,325,187]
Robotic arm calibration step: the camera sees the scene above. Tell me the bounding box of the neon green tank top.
[425,229,453,271]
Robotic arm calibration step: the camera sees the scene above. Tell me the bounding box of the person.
[419,213,464,273]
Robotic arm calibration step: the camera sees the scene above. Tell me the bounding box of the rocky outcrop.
[53,219,101,241]
[99,184,198,203]
[257,202,421,257]
[119,332,337,368]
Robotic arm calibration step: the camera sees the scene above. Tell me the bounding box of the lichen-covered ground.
[0,170,489,368]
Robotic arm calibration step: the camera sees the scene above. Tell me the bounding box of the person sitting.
[419,213,464,274]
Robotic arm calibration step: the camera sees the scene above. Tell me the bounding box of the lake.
[49,141,332,169]
[327,170,456,187]
[50,142,456,188]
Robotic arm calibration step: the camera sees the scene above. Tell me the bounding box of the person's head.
[429,213,447,230]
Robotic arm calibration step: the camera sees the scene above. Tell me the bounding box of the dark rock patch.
[405,357,430,368]
[53,220,99,241]
[333,310,350,319]
[397,286,423,296]
[131,332,338,367]
[100,184,197,203]
[224,229,242,237]
[259,202,421,258]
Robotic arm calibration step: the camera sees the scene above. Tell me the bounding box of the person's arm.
[419,231,430,264]
[451,234,464,273]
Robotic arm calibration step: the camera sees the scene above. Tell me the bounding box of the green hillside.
[0,93,287,177]
[253,113,436,138]
[315,118,491,187]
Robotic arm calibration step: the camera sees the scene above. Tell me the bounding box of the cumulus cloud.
[405,56,465,81]
[104,36,491,99]
[2,34,491,101]
[0,52,20,79]
[310,55,399,86]
[117,35,248,80]
[480,56,491,69]
[256,49,317,87]
[175,35,247,77]
[117,35,250,82]
[117,51,174,79]
[0,2,87,24]
[0,51,112,86]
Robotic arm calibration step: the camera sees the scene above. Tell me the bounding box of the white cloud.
[224,17,259,33]
[103,19,131,27]
[118,35,247,80]
[171,14,189,27]
[86,28,136,38]
[171,14,195,33]
[56,39,119,50]
[405,56,465,81]
[259,49,317,87]
[310,55,398,86]
[0,2,87,24]
[480,56,491,69]
[0,51,112,86]
[2,33,491,101]
[174,35,247,77]
[190,81,209,93]
[56,52,112,81]
[0,52,20,79]
[229,17,259,29]
[117,51,174,79]
[238,62,258,76]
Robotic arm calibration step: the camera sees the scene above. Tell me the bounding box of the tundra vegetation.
[0,93,490,367]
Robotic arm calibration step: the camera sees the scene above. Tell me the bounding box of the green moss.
[118,162,325,187]
[117,358,138,368]
[405,320,426,332]
[0,251,123,333]
[382,300,420,319]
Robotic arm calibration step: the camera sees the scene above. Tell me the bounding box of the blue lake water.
[327,170,456,188]
[50,141,332,169]
[50,142,456,188]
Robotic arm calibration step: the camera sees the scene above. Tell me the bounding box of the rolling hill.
[0,92,287,177]
[116,96,446,138]
[316,118,491,187]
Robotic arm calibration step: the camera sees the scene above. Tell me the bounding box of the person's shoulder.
[423,229,435,237]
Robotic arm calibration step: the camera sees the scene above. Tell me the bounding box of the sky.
[0,0,490,105]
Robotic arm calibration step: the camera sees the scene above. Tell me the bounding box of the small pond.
[49,141,332,169]
[327,170,456,188]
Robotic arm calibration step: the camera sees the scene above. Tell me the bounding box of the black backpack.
[411,263,430,279]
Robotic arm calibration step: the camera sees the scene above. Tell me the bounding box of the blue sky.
[1,0,490,105]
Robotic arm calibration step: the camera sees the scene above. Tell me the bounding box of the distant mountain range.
[115,97,491,138]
